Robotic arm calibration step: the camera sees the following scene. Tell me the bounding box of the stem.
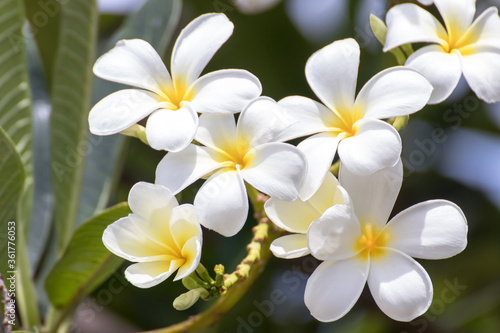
[140,188,281,333]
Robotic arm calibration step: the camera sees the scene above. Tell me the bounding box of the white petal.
[406,45,463,104]
[339,159,402,230]
[417,0,433,5]
[308,172,345,213]
[270,234,309,259]
[305,38,359,112]
[368,249,433,322]
[460,7,500,50]
[433,0,476,40]
[265,196,322,234]
[297,133,340,200]
[169,204,202,250]
[196,113,237,152]
[89,89,164,136]
[304,258,369,322]
[125,260,182,288]
[338,119,401,176]
[307,204,361,261]
[355,67,432,119]
[175,237,202,280]
[384,4,447,52]
[194,170,248,237]
[171,13,233,86]
[128,182,178,222]
[94,39,171,95]
[156,145,222,194]
[276,96,336,141]
[188,69,262,114]
[146,104,199,152]
[240,142,306,201]
[237,97,293,148]
[385,200,468,259]
[461,47,500,103]
[102,216,176,262]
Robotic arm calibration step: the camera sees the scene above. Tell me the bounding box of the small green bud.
[196,263,214,283]
[173,288,210,311]
[369,14,388,45]
[214,264,225,288]
[182,275,201,290]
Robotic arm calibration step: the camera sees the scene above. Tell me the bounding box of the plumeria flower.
[156,97,307,237]
[102,182,202,288]
[266,172,347,259]
[305,160,468,322]
[277,38,432,199]
[89,13,262,152]
[384,0,500,103]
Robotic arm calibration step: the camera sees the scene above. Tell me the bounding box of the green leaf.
[77,0,182,226]
[50,0,98,253]
[45,202,131,310]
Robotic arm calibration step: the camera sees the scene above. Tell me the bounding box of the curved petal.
[102,216,177,262]
[169,204,202,250]
[188,69,262,114]
[125,260,183,288]
[89,89,164,136]
[196,113,237,153]
[461,47,500,103]
[194,170,248,237]
[305,38,359,113]
[339,159,403,230]
[417,0,433,5]
[270,234,309,259]
[406,45,462,104]
[175,237,202,281]
[385,200,468,259]
[240,142,306,201]
[433,0,475,40]
[264,196,322,234]
[128,182,178,222]
[384,4,447,52]
[146,104,199,152]
[297,133,340,200]
[156,145,222,194]
[304,258,369,322]
[459,7,500,49]
[307,204,361,261]
[338,119,401,176]
[171,13,233,86]
[237,97,292,147]
[368,249,433,322]
[355,67,432,119]
[308,172,344,212]
[94,39,171,95]
[276,96,337,141]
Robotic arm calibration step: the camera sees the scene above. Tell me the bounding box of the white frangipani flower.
[156,97,307,237]
[305,160,468,322]
[384,0,500,103]
[266,172,348,259]
[277,38,432,199]
[102,182,202,288]
[89,13,262,152]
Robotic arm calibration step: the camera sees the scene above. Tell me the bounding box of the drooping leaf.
[45,202,131,309]
[77,0,182,226]
[50,0,98,253]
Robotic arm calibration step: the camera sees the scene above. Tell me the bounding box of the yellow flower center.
[159,78,194,110]
[327,106,361,139]
[354,223,390,261]
[217,140,254,171]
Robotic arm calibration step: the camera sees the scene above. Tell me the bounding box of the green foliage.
[45,202,131,310]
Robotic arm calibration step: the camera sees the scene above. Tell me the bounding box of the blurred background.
[27,0,500,332]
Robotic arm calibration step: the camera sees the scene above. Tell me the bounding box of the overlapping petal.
[355,67,433,120]
[264,196,323,233]
[384,4,447,52]
[337,119,401,176]
[368,249,433,321]
[270,234,309,259]
[170,205,202,250]
[385,200,468,259]
[171,13,234,87]
[128,182,178,223]
[305,38,359,112]
[459,7,500,49]
[194,169,248,237]
[89,89,165,136]
[196,114,237,152]
[461,47,500,103]
[125,260,182,288]
[304,259,369,322]
[433,0,476,40]
[188,69,262,114]
[175,237,202,280]
[241,142,306,201]
[339,159,403,230]
[93,39,171,95]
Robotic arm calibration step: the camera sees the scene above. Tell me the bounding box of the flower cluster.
[91,0,493,322]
